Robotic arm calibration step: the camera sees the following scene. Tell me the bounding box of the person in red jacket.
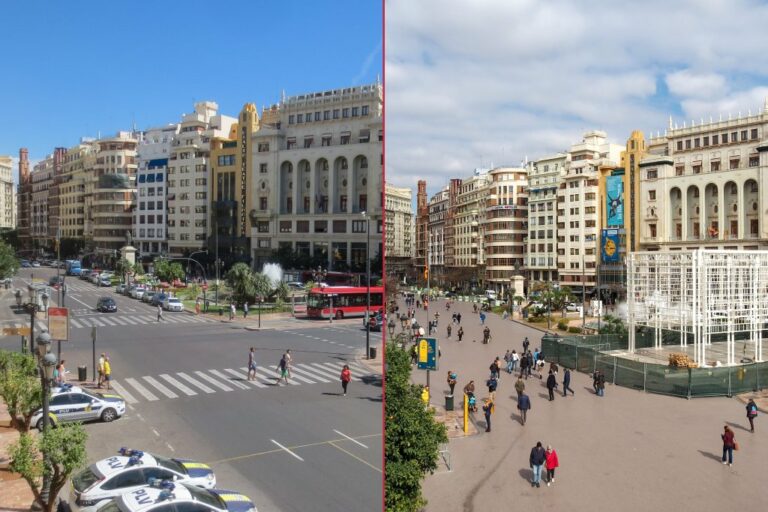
[545,445,559,486]
[340,364,351,396]
[721,425,735,466]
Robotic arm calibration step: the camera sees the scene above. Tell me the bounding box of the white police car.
[95,479,257,512]
[31,384,126,431]
[71,449,217,511]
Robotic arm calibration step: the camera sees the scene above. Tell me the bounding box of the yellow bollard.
[463,393,469,433]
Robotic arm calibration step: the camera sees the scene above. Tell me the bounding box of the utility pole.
[582,254,586,330]
[365,213,371,360]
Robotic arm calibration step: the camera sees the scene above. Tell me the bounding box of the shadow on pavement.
[698,450,723,463]
[361,375,382,387]
[321,392,344,396]
[518,468,532,483]
[725,421,751,432]
[356,396,382,403]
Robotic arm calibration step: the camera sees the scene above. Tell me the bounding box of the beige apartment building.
[248,83,383,271]
[0,156,16,229]
[427,185,449,282]
[31,156,53,253]
[639,103,768,251]
[453,171,490,273]
[484,167,528,295]
[526,154,566,284]
[557,131,622,297]
[385,184,414,276]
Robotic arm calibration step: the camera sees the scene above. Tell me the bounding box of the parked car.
[49,276,64,287]
[97,297,118,313]
[142,291,156,303]
[564,302,581,312]
[31,261,41,268]
[163,297,184,312]
[151,293,168,307]
[91,273,103,285]
[115,284,127,294]
[20,260,31,268]
[100,274,113,287]
[130,286,146,299]
[80,269,93,280]
[31,384,125,431]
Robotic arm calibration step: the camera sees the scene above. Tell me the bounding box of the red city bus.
[307,286,384,319]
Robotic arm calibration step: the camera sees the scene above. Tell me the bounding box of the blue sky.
[0,0,382,168]
[386,0,768,197]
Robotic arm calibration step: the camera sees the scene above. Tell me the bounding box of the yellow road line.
[207,433,381,465]
[328,441,382,473]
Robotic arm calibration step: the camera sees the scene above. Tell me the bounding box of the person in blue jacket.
[517,392,531,425]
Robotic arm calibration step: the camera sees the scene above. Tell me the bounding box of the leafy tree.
[226,263,256,304]
[385,341,447,512]
[9,424,88,512]
[252,271,272,300]
[0,351,42,432]
[0,228,20,250]
[0,239,19,279]
[599,314,627,335]
[154,260,184,282]
[132,261,145,276]
[114,258,133,283]
[272,280,289,302]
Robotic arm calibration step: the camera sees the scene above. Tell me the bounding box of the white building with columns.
[0,156,16,229]
[639,101,768,251]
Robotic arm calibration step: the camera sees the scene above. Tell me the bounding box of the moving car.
[49,276,64,287]
[162,297,184,312]
[93,481,257,512]
[97,297,118,313]
[100,274,114,286]
[31,384,125,431]
[80,269,93,280]
[71,449,217,512]
[151,293,168,307]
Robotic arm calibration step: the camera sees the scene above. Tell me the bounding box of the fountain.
[261,263,283,288]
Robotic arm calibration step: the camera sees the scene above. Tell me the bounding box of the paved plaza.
[402,296,768,512]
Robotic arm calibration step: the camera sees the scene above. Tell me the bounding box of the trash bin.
[78,365,87,382]
[369,347,377,359]
[445,394,454,411]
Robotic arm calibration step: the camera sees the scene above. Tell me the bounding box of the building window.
[280,221,292,233]
[288,115,295,125]
[340,134,350,145]
[676,141,683,151]
[358,194,367,212]
[314,112,321,122]
[333,109,340,119]
[694,138,700,148]
[648,190,656,201]
[712,134,719,145]
[646,169,658,179]
[692,164,701,174]
[195,192,206,199]
[297,114,303,124]
[342,108,350,118]
[314,220,327,233]
[287,139,296,150]
[323,110,330,121]
[195,178,206,186]
[741,130,748,141]
[352,220,366,233]
[286,197,292,213]
[649,224,657,238]
[362,105,369,116]
[333,220,346,233]
[258,143,270,153]
[257,221,269,233]
[730,158,740,170]
[304,137,313,149]
[703,136,709,147]
[751,128,758,140]
[322,135,331,147]
[352,107,359,117]
[749,156,759,167]
[675,165,684,176]
[260,197,268,210]
[722,133,728,143]
[297,220,309,233]
[711,161,720,172]
[685,140,691,150]
[217,155,235,166]
[260,163,268,173]
[303,197,310,213]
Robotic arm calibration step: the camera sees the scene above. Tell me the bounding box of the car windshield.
[154,455,186,474]
[169,299,180,304]
[72,465,102,492]
[185,484,226,509]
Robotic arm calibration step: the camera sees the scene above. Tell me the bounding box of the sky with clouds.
[0,0,382,181]
[385,0,768,197]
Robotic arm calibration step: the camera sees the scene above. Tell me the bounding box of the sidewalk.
[0,402,35,511]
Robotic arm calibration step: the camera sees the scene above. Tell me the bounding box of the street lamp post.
[35,331,56,508]
[258,296,262,329]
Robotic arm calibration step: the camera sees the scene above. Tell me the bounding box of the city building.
[30,154,53,254]
[384,183,414,277]
[557,131,623,299]
[415,180,428,279]
[526,153,566,284]
[638,101,768,251]
[17,148,32,251]
[0,156,16,229]
[167,102,236,258]
[59,141,96,255]
[248,83,383,272]
[484,167,528,298]
[427,185,449,285]
[136,125,177,258]
[452,171,490,288]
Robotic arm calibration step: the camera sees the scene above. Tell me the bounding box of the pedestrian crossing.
[1,314,216,332]
[105,360,377,404]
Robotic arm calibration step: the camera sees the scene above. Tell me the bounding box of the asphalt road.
[1,267,383,512]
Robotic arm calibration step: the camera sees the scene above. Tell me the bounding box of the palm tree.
[225,263,256,304]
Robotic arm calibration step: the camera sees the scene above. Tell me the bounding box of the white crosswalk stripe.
[106,361,381,404]
[99,317,118,326]
[66,313,216,329]
[142,376,178,399]
[225,368,268,388]
[177,372,215,393]
[90,318,106,327]
[70,319,84,329]
[209,369,249,390]
[125,377,159,401]
[109,381,138,404]
[159,374,198,396]
[195,370,233,391]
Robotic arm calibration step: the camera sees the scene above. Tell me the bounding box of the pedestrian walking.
[504,350,511,371]
[596,370,606,396]
[529,441,546,488]
[520,352,529,379]
[746,398,758,432]
[284,349,293,378]
[482,398,494,432]
[457,326,464,342]
[721,425,736,466]
[495,357,503,380]
[340,364,351,396]
[518,392,531,425]
[195,298,201,315]
[434,311,440,326]
[486,374,498,401]
[525,352,534,379]
[546,370,557,401]
[489,359,499,379]
[243,302,249,319]
[523,337,530,353]
[229,303,236,321]
[479,311,486,325]
[446,324,452,338]
[447,371,457,395]
[511,350,520,373]
[515,376,525,401]
[277,354,289,384]
[103,356,112,391]
[483,326,491,344]
[456,312,462,324]
[156,304,163,322]
[247,347,257,381]
[592,369,600,393]
[563,368,575,396]
[97,353,106,388]
[545,445,559,486]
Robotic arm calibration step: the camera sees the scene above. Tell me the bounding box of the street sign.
[48,307,69,341]
[3,327,31,336]
[417,337,438,371]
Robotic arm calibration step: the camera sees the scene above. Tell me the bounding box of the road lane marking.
[70,319,83,329]
[67,295,92,309]
[209,369,249,390]
[159,374,198,396]
[317,362,364,381]
[125,378,159,401]
[109,381,138,404]
[143,376,179,399]
[238,367,280,386]
[195,371,233,391]
[89,318,105,327]
[207,434,381,465]
[177,372,216,393]
[224,368,268,388]
[307,363,351,381]
[152,429,160,437]
[329,441,381,473]
[166,443,175,452]
[270,440,304,461]
[258,366,299,386]
[288,365,331,383]
[99,317,117,326]
[333,430,368,448]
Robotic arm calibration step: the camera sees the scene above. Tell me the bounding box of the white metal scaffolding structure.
[628,250,768,366]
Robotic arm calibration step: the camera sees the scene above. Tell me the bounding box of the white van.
[485,290,497,300]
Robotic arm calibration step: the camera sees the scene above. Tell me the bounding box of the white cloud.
[385,0,768,196]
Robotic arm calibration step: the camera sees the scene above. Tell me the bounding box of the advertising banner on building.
[601,229,620,263]
[606,175,624,227]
